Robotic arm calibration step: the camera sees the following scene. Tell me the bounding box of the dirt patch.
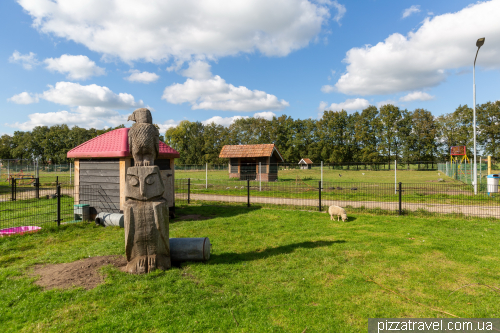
[176,214,211,221]
[31,255,126,290]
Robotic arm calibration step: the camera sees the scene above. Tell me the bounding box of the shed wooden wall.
[79,158,121,215]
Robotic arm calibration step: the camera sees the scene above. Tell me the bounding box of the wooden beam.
[119,158,131,211]
[74,159,80,204]
[170,159,175,208]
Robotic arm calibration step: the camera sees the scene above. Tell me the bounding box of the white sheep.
[328,205,347,222]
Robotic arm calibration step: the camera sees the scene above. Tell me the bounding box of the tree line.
[165,101,500,165]
[0,101,498,165]
[0,124,165,164]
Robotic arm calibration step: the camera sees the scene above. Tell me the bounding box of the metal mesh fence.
[437,161,488,187]
[175,178,500,219]
[0,160,75,186]
[0,183,101,230]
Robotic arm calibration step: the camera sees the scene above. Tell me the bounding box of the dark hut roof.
[219,144,283,162]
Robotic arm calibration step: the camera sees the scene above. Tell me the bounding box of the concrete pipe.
[170,237,211,262]
[95,212,124,228]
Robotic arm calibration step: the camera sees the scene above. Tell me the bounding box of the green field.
[176,168,469,184]
[1,205,499,332]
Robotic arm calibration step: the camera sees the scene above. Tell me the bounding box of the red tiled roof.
[299,158,313,164]
[219,144,283,162]
[67,128,180,159]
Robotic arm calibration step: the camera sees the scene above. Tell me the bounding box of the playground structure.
[437,146,487,188]
[450,146,470,181]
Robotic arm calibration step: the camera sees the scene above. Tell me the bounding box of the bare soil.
[31,255,126,290]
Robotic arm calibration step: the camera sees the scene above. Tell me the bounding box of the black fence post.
[57,184,61,226]
[11,177,16,201]
[398,182,402,215]
[318,181,322,211]
[56,176,59,186]
[187,178,191,204]
[35,177,39,199]
[247,179,250,207]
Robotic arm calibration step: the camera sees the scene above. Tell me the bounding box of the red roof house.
[67,128,180,158]
[67,128,179,217]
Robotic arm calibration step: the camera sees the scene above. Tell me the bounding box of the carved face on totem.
[125,166,165,201]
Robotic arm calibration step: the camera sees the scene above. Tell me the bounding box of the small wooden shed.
[298,158,313,169]
[219,144,284,181]
[67,128,180,217]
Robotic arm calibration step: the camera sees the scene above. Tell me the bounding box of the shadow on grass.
[173,204,262,223]
[210,240,345,264]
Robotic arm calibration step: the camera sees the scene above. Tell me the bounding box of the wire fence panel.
[175,178,500,219]
[0,183,102,230]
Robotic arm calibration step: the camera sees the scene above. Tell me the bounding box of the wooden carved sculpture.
[124,166,171,273]
[124,108,170,274]
[127,108,159,166]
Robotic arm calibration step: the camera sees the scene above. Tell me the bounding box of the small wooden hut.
[298,158,313,169]
[67,128,180,217]
[219,144,284,181]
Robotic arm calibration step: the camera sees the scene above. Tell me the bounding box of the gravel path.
[178,193,500,218]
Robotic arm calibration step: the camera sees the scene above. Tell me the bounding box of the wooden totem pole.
[124,108,171,273]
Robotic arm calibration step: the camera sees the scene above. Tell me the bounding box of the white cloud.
[180,61,212,80]
[7,92,39,104]
[402,5,420,19]
[7,83,144,131]
[321,85,335,93]
[319,98,370,112]
[202,115,248,126]
[162,72,289,112]
[18,0,343,63]
[9,51,39,69]
[331,1,346,25]
[253,111,276,120]
[41,82,143,108]
[157,120,180,134]
[377,100,398,108]
[399,91,435,102]
[335,1,500,95]
[201,111,275,126]
[8,107,128,131]
[44,54,105,80]
[125,70,160,83]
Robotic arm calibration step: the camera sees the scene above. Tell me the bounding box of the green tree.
[318,110,351,163]
[202,122,230,164]
[0,134,13,159]
[378,104,402,168]
[409,109,437,161]
[477,101,500,159]
[353,106,380,162]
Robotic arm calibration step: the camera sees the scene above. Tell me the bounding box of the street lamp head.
[476,37,485,48]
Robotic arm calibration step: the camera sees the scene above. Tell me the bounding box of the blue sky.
[2,0,499,135]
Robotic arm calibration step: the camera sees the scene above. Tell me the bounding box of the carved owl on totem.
[127,108,159,166]
[124,166,170,273]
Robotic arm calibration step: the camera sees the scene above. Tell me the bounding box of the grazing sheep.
[328,205,347,222]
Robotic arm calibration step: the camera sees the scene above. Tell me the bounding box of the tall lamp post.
[473,37,485,195]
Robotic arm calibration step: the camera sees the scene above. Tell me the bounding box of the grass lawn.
[1,205,499,332]
[176,168,468,185]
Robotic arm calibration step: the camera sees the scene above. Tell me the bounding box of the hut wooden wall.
[79,158,121,215]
